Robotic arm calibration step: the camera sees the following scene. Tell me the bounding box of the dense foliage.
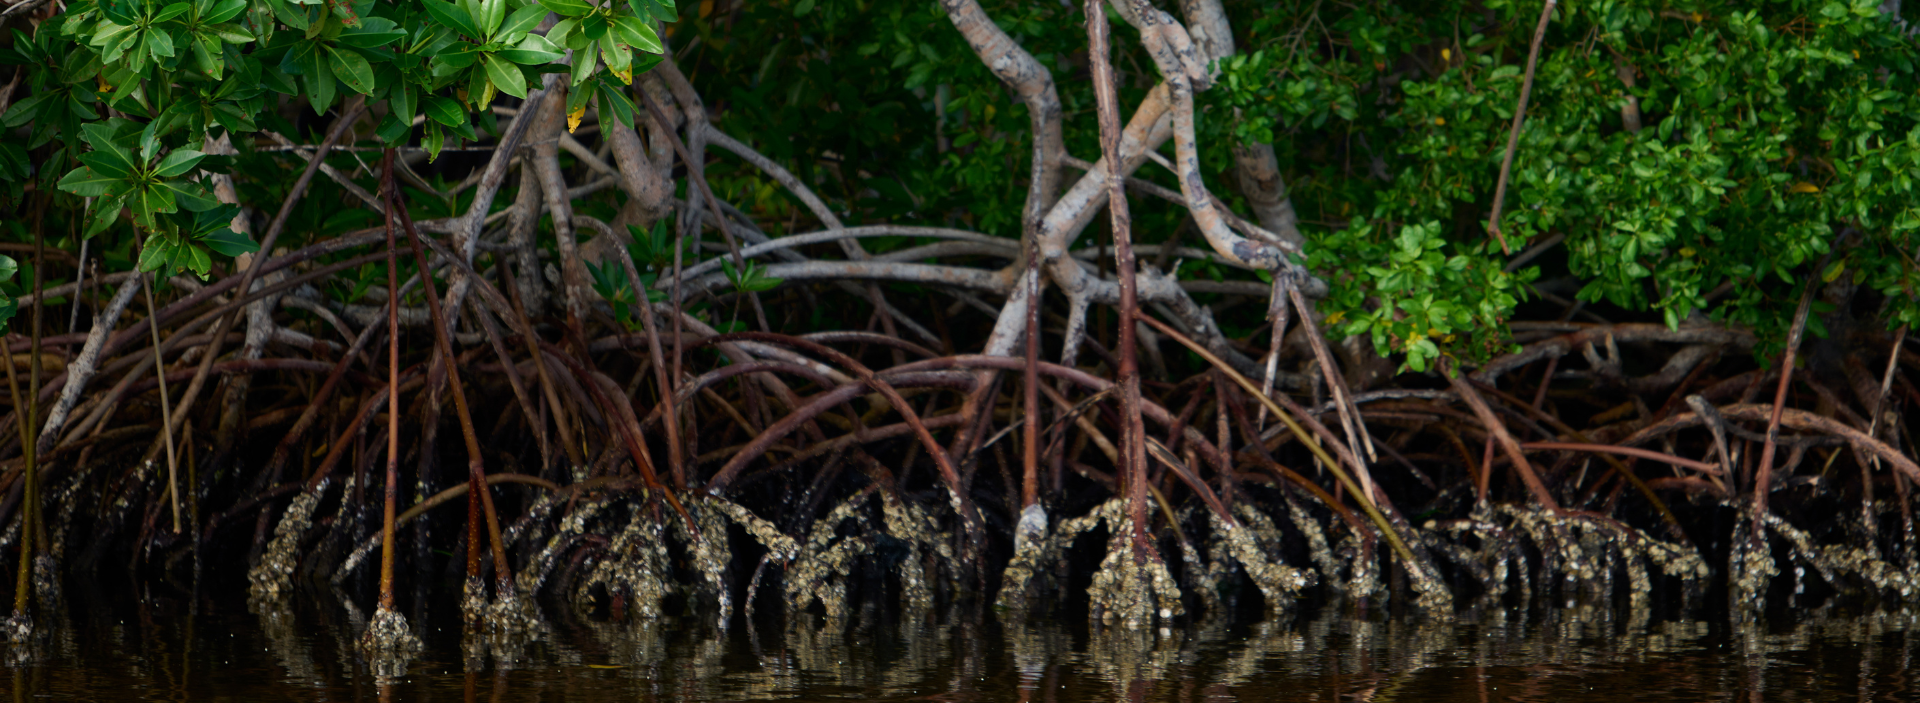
[0,0,669,280]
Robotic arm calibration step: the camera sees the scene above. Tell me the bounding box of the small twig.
[1484,0,1558,255]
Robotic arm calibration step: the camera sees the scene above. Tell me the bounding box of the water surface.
[6,588,1919,702]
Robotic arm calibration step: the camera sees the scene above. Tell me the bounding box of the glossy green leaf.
[498,3,547,41]
[152,149,206,178]
[497,34,564,65]
[147,28,176,59]
[200,226,259,257]
[154,3,192,23]
[328,47,376,95]
[203,0,248,24]
[480,0,506,38]
[424,95,467,127]
[610,15,661,54]
[422,0,481,39]
[538,0,594,17]
[482,53,527,99]
[58,164,126,197]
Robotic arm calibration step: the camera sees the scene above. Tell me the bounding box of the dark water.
[7,587,1920,702]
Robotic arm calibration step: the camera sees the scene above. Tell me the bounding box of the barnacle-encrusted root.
[248,478,330,603]
[1214,504,1313,613]
[573,502,671,620]
[1087,510,1183,631]
[996,503,1052,611]
[360,606,423,653]
[679,497,735,623]
[1730,513,1778,623]
[786,492,875,621]
[4,612,30,644]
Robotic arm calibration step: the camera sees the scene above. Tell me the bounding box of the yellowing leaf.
[1440,48,1451,62]
[611,63,633,84]
[567,105,585,133]
[1823,260,1846,283]
[1433,117,1446,126]
[1788,182,1821,194]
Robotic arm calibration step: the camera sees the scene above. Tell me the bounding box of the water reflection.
[6,587,1920,702]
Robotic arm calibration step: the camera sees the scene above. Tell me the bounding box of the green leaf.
[569,47,597,84]
[336,18,406,48]
[480,0,506,38]
[153,3,193,23]
[538,0,595,17]
[147,28,177,59]
[137,235,174,273]
[424,95,467,127]
[495,33,563,65]
[203,0,248,24]
[422,0,482,38]
[130,182,180,230]
[151,149,206,178]
[58,165,126,197]
[483,53,528,99]
[78,150,137,180]
[328,47,377,95]
[375,111,411,143]
[424,120,445,162]
[498,3,547,40]
[610,15,661,54]
[85,193,127,239]
[200,226,259,257]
